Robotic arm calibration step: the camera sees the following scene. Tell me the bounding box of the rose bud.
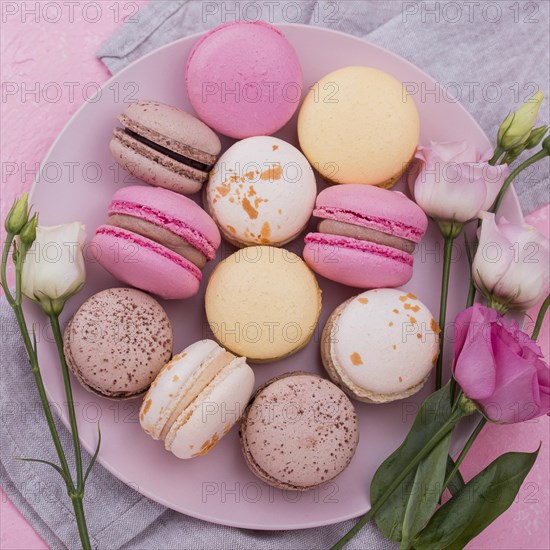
[5,193,29,235]
[497,91,544,152]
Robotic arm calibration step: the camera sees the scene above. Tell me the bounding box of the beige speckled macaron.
[321,289,440,403]
[63,288,173,399]
[205,246,322,362]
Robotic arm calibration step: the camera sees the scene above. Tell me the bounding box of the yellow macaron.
[205,246,322,362]
[298,66,420,188]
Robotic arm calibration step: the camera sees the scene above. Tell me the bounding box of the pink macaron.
[185,21,302,139]
[303,184,428,288]
[91,185,221,299]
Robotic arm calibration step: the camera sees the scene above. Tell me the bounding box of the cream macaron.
[322,289,440,403]
[139,339,255,459]
[298,66,420,188]
[205,246,322,362]
[205,136,317,247]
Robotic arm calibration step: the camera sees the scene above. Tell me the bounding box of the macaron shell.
[119,100,221,158]
[298,66,419,186]
[140,339,223,439]
[63,288,172,399]
[303,233,413,288]
[326,289,439,401]
[314,184,428,242]
[240,372,358,490]
[186,21,302,139]
[91,225,201,300]
[205,246,322,362]
[166,359,255,459]
[110,185,221,258]
[206,137,316,247]
[110,136,204,195]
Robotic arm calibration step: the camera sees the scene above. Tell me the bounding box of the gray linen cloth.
[1,1,549,549]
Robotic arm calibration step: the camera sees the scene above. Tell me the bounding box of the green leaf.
[16,457,69,484]
[413,449,540,549]
[373,383,456,541]
[83,422,101,485]
[400,431,452,549]
[445,455,465,496]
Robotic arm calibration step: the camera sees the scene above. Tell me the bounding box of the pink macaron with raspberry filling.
[303,184,428,288]
[91,185,221,299]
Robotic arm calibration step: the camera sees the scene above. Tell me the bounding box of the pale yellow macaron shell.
[297,66,420,187]
[205,246,322,362]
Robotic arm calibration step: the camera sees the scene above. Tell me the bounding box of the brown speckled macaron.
[63,288,173,399]
[239,372,359,491]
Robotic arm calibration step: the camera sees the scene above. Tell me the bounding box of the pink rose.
[452,303,550,423]
[411,141,509,224]
[473,212,549,312]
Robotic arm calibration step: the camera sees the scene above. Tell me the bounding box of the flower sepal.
[436,219,464,239]
[457,393,479,416]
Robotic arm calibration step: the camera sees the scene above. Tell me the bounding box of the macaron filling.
[117,113,218,170]
[314,206,424,243]
[95,225,202,279]
[159,350,237,441]
[304,233,413,265]
[308,205,420,261]
[107,213,207,268]
[318,219,415,253]
[108,199,217,260]
[122,127,211,172]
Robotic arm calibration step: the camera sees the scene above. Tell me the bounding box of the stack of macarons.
[69,20,443,490]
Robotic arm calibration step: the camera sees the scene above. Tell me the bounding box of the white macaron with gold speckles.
[139,339,254,459]
[321,289,440,403]
[205,136,317,247]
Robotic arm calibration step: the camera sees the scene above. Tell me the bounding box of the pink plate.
[26,24,522,530]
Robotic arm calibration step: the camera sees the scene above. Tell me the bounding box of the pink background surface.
[0,3,548,549]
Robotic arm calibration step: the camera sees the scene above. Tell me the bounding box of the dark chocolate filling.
[124,128,211,172]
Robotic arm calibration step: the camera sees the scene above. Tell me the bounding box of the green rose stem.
[0,234,92,550]
[440,416,487,496]
[435,234,456,390]
[48,312,89,547]
[330,404,470,550]
[532,294,550,340]
[488,145,504,166]
[491,148,549,215]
